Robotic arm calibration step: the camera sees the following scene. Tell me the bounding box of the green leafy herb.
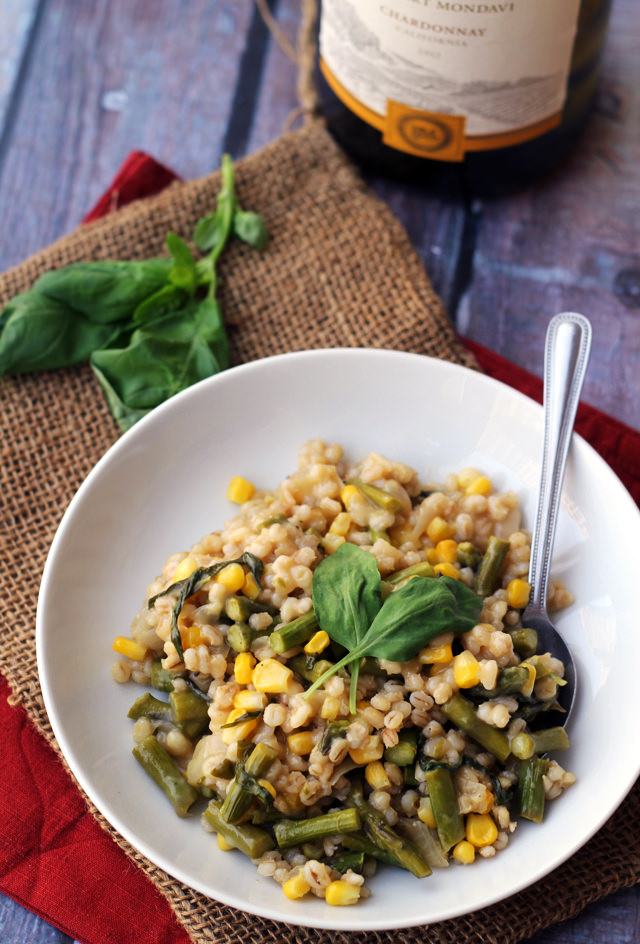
[0,155,268,431]
[221,709,264,728]
[148,551,264,661]
[306,543,482,713]
[166,233,197,295]
[233,209,268,249]
[310,542,381,713]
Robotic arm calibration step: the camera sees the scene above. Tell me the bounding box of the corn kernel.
[454,650,481,688]
[217,833,235,851]
[181,624,206,650]
[283,872,311,900]
[466,475,491,496]
[233,685,265,711]
[452,839,476,864]
[172,556,199,582]
[322,532,346,554]
[365,761,391,790]
[257,778,277,799]
[112,636,147,662]
[221,706,260,745]
[434,539,458,564]
[287,731,315,755]
[340,484,361,508]
[320,695,341,721]
[349,735,384,765]
[426,516,454,543]
[227,476,255,504]
[434,562,461,580]
[419,643,453,665]
[243,571,261,600]
[325,880,360,906]
[252,658,294,693]
[329,512,352,536]
[507,578,532,609]
[466,813,498,847]
[458,468,482,489]
[304,630,330,655]
[417,797,436,829]
[217,562,246,593]
[425,547,439,564]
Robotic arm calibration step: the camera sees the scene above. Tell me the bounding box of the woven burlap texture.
[1,122,638,944]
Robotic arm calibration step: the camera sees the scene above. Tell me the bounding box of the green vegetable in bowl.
[0,155,268,431]
[305,542,483,713]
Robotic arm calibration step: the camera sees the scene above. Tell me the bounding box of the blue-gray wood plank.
[0,0,638,941]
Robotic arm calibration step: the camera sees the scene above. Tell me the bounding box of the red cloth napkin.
[1,153,638,944]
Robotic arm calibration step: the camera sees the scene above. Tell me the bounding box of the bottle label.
[320,0,581,161]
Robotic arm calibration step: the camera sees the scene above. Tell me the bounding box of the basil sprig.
[305,543,482,713]
[0,155,267,431]
[148,551,264,661]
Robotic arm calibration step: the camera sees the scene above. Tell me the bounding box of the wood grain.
[460,0,640,429]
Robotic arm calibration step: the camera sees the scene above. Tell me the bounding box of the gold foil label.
[384,102,466,162]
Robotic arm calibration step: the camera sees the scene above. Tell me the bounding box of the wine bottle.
[317,0,612,195]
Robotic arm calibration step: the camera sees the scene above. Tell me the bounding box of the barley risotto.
[112,440,575,907]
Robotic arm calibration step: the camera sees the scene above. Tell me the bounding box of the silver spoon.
[521,312,592,726]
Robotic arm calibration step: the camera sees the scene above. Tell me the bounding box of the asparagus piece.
[127,692,172,723]
[386,561,436,584]
[457,542,481,570]
[346,783,431,878]
[220,741,279,823]
[346,479,404,514]
[274,808,360,849]
[323,850,366,874]
[509,627,539,659]
[424,767,465,852]
[227,622,252,653]
[289,653,333,684]
[169,689,210,724]
[270,610,317,653]
[150,660,182,692]
[384,728,418,767]
[442,692,511,763]
[517,756,549,822]
[133,735,198,817]
[468,665,533,698]
[511,726,569,760]
[475,535,510,597]
[203,800,274,857]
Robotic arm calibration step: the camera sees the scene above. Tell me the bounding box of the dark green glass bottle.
[317,0,612,196]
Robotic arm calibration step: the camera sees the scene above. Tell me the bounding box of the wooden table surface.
[0,1,638,942]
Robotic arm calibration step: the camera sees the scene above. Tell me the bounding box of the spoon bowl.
[522,312,592,726]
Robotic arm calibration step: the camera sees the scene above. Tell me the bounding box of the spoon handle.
[528,313,592,614]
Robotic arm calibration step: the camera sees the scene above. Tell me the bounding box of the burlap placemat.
[1,120,638,943]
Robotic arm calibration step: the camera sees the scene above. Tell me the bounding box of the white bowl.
[36,348,640,931]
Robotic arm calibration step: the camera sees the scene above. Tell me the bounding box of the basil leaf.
[192,295,230,371]
[133,284,188,324]
[234,209,268,250]
[305,546,482,705]
[0,293,125,375]
[364,576,482,662]
[166,233,197,295]
[90,305,222,430]
[34,259,173,322]
[193,211,224,253]
[312,542,381,712]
